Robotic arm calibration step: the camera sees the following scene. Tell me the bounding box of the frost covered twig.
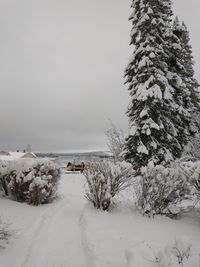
[105,120,125,163]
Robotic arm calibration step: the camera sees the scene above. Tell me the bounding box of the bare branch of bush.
[105,120,125,163]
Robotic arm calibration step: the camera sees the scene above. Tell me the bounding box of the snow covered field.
[0,173,200,267]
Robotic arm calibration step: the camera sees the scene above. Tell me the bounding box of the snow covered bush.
[136,162,190,217]
[26,161,60,205]
[178,161,200,202]
[0,161,9,196]
[0,159,60,205]
[84,161,134,210]
[126,237,198,267]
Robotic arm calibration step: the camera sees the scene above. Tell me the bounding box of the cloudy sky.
[0,0,199,152]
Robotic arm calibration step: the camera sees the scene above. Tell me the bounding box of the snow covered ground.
[0,173,200,267]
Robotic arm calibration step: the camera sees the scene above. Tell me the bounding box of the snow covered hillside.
[0,174,200,267]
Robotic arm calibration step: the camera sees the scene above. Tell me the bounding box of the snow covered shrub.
[0,159,60,205]
[26,161,60,205]
[178,161,200,201]
[84,161,134,210]
[136,162,190,217]
[0,161,9,196]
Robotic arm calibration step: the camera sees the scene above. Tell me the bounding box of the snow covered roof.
[21,152,37,159]
[0,152,37,161]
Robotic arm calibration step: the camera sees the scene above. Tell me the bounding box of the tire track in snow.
[19,174,91,267]
[79,209,97,267]
[20,197,69,267]
[20,175,89,267]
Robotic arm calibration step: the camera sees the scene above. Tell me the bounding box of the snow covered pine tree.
[124,0,200,168]
[171,17,200,135]
[172,17,200,158]
[173,18,199,111]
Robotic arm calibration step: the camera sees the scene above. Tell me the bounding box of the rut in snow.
[20,174,89,267]
[79,209,97,267]
[21,201,62,267]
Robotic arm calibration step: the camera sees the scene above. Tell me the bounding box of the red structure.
[67,162,85,172]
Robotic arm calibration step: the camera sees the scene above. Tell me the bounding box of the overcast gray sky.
[0,0,199,152]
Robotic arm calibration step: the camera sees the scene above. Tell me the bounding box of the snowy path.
[1,173,200,267]
[0,174,89,267]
